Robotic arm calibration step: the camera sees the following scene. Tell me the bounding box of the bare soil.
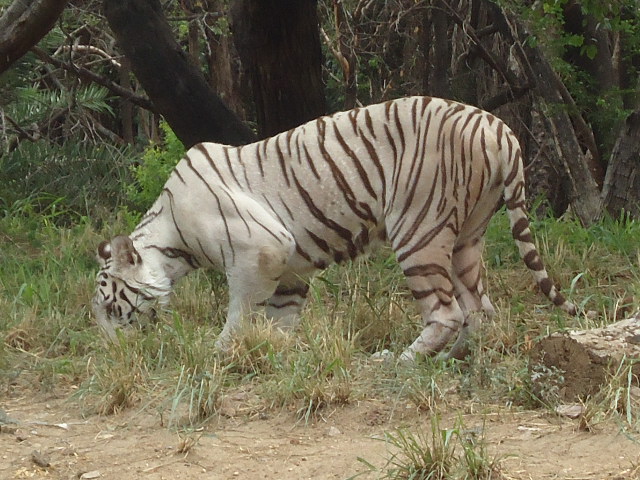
[2,387,640,480]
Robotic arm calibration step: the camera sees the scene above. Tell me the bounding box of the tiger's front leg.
[211,202,296,351]
[215,243,294,350]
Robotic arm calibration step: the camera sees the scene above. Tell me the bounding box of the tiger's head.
[92,235,168,341]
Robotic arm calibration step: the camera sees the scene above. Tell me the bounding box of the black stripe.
[181,163,236,263]
[275,136,292,187]
[332,123,377,199]
[301,142,322,180]
[196,238,218,266]
[317,122,376,222]
[291,172,357,258]
[195,144,230,189]
[396,208,455,263]
[247,211,286,245]
[145,245,200,269]
[404,264,450,278]
[164,188,191,250]
[222,146,243,187]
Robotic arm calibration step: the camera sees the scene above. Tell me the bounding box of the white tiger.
[92,96,576,360]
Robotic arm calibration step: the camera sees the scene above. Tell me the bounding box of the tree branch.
[485,1,601,168]
[0,0,69,74]
[31,46,157,112]
[441,0,530,108]
[105,0,255,147]
[53,45,122,68]
[480,85,531,112]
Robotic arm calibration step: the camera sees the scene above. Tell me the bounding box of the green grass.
[2,207,640,438]
[355,415,505,480]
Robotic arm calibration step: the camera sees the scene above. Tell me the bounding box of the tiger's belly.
[284,219,387,275]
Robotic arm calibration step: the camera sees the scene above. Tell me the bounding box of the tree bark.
[231,0,326,138]
[425,0,451,98]
[103,0,255,148]
[0,0,69,75]
[333,0,357,110]
[601,110,640,219]
[501,12,603,225]
[203,2,246,118]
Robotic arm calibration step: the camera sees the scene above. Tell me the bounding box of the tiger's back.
[94,96,576,359]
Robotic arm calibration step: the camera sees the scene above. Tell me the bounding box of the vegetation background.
[2,0,640,478]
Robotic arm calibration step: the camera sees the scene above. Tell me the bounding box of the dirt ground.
[2,387,640,480]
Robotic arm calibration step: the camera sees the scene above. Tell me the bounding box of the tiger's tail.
[501,130,577,316]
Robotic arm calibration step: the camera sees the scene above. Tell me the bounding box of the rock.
[31,450,50,468]
[80,471,102,479]
[555,404,585,419]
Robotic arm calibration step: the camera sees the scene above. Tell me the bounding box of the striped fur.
[92,96,576,359]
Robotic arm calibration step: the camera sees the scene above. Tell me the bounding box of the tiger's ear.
[97,240,111,266]
[99,236,142,269]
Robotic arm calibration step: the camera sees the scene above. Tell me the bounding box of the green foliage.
[0,140,134,223]
[0,217,100,391]
[126,121,186,211]
[0,56,134,224]
[503,0,640,155]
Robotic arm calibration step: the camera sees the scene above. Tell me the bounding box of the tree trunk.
[507,17,602,225]
[203,2,246,118]
[0,0,69,74]
[103,0,255,148]
[333,0,357,110]
[601,110,640,219]
[424,0,451,99]
[530,315,640,401]
[118,57,135,144]
[231,0,326,138]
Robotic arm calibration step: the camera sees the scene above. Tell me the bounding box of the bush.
[126,121,186,211]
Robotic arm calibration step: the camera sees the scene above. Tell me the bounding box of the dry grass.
[3,209,640,472]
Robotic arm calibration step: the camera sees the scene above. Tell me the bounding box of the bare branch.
[31,46,157,112]
[5,113,39,142]
[53,45,122,68]
[481,85,531,112]
[442,0,523,92]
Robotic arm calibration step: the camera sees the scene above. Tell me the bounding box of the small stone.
[80,471,102,479]
[327,426,341,436]
[555,404,584,419]
[0,424,17,435]
[371,349,393,361]
[31,450,51,468]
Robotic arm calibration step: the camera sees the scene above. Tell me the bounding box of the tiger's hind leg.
[264,273,310,332]
[446,239,496,360]
[395,233,465,362]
